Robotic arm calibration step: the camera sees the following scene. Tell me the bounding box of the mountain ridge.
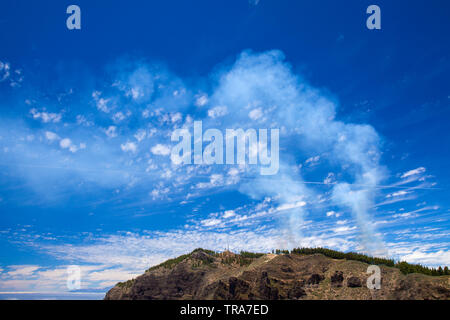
[105,248,450,300]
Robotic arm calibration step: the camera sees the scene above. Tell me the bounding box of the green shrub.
[117,279,135,288]
[240,251,264,259]
[146,248,218,272]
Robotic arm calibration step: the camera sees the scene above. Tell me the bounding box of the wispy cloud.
[401,167,426,179]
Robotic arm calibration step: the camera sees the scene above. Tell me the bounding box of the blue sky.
[0,0,449,295]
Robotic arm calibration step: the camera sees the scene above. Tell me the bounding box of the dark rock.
[331,271,344,287]
[229,277,250,298]
[288,281,306,299]
[269,287,279,300]
[307,273,325,285]
[281,266,294,273]
[191,250,213,262]
[258,280,272,299]
[257,271,279,300]
[347,276,362,288]
[212,280,230,299]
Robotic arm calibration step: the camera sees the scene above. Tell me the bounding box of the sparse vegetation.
[290,247,450,276]
[117,279,135,288]
[193,248,219,256]
[240,251,265,259]
[146,252,192,272]
[290,247,396,267]
[272,249,289,255]
[219,251,264,266]
[395,261,450,276]
[147,248,219,272]
[222,255,253,266]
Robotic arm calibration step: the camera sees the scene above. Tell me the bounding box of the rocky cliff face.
[104,249,450,300]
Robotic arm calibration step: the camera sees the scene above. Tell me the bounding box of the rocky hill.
[104,249,450,300]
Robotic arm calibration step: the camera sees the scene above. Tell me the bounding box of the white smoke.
[208,50,386,253]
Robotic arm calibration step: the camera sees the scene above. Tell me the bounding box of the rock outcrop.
[105,249,450,300]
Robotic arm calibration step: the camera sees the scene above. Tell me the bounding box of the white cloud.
[201,218,222,227]
[112,112,126,122]
[223,210,236,219]
[59,138,72,149]
[276,201,306,212]
[76,115,93,127]
[92,91,110,113]
[0,61,11,81]
[0,264,139,293]
[134,129,147,142]
[7,265,40,278]
[105,126,117,138]
[396,249,450,267]
[127,87,141,100]
[45,131,59,141]
[228,168,240,176]
[121,141,137,153]
[392,205,439,219]
[151,144,171,156]
[401,167,426,179]
[305,155,320,165]
[30,108,62,123]
[386,190,410,198]
[210,174,223,185]
[333,226,357,234]
[326,211,341,218]
[208,106,228,118]
[59,138,82,153]
[195,174,224,189]
[248,108,263,120]
[195,94,208,107]
[150,187,170,200]
[171,112,182,123]
[97,99,110,112]
[323,172,336,185]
